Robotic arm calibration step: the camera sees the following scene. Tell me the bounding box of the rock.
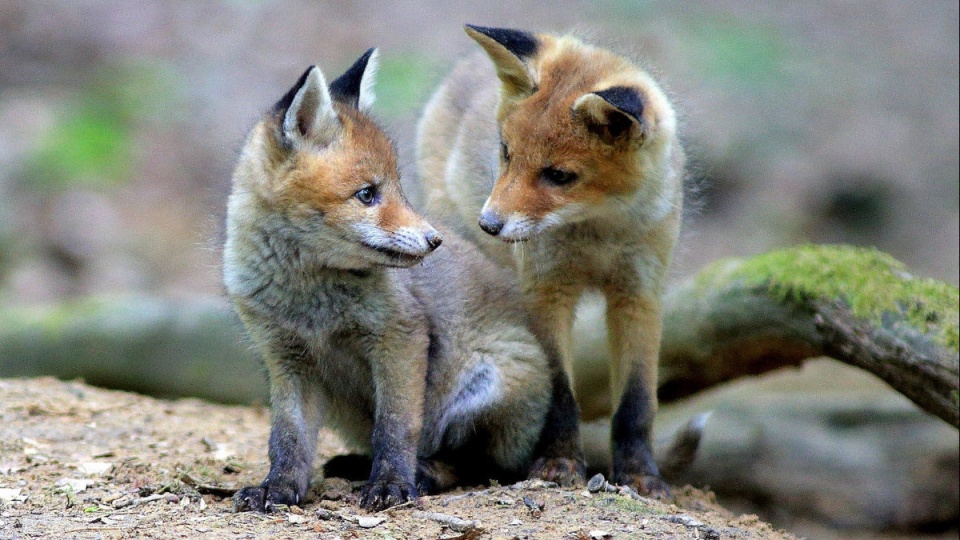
[357,516,385,528]
[0,488,23,503]
[56,478,94,493]
[78,462,113,476]
[586,474,606,493]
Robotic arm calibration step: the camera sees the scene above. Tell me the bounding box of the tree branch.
[656,245,959,427]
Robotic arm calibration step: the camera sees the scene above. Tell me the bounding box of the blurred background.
[0,1,956,538]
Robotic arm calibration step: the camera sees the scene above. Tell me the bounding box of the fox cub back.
[225,50,552,513]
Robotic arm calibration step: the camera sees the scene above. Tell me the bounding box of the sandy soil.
[0,377,798,539]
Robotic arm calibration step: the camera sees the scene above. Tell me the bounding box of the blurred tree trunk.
[0,297,266,404]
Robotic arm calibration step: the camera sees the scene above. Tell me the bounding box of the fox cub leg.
[235,340,324,512]
[605,286,669,497]
[524,281,587,486]
[359,332,428,510]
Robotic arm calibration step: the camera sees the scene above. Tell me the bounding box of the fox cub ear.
[274,65,341,147]
[572,86,645,145]
[464,24,538,98]
[329,48,379,111]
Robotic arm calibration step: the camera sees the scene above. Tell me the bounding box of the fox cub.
[224,50,554,512]
[417,26,685,496]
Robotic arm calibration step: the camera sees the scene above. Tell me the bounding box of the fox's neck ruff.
[224,208,384,313]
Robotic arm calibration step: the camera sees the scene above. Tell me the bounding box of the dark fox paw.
[529,456,586,487]
[416,459,458,495]
[612,472,671,499]
[359,479,418,511]
[233,483,302,513]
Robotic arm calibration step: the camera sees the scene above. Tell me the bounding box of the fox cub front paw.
[612,472,671,499]
[359,477,418,511]
[529,456,586,487]
[233,482,303,513]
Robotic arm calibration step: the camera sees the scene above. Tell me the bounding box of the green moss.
[591,494,662,514]
[694,244,959,352]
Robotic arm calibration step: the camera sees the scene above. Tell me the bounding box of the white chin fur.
[498,210,567,242]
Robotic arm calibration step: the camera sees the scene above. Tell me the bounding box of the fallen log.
[574,244,959,427]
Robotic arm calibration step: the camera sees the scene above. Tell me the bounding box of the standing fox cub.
[224,50,555,512]
[418,26,685,496]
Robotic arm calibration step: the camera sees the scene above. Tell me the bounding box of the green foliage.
[695,244,959,352]
[681,17,789,86]
[589,3,791,88]
[373,52,442,119]
[25,105,133,191]
[22,61,177,192]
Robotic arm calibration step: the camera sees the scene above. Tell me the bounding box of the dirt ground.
[0,377,799,540]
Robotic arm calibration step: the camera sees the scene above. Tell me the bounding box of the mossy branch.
[658,245,959,427]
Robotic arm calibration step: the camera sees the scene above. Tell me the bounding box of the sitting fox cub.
[418,26,686,496]
[224,50,555,511]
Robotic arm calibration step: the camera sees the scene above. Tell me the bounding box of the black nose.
[425,230,443,251]
[478,212,504,236]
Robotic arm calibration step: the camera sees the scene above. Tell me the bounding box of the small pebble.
[357,516,385,528]
[78,462,113,476]
[586,474,606,493]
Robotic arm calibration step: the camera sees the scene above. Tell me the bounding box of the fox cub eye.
[540,167,578,186]
[355,186,377,205]
[500,142,510,162]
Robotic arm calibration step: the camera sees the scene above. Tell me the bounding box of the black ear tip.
[329,48,378,108]
[347,48,377,77]
[357,47,377,67]
[594,86,645,122]
[464,24,506,39]
[463,24,539,59]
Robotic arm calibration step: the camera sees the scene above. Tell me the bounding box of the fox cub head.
[465,25,682,241]
[229,49,442,269]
